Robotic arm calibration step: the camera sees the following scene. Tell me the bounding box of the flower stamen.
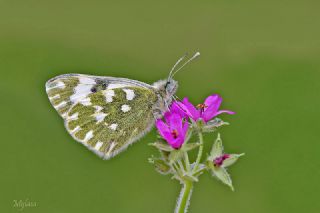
[196,103,207,114]
[171,129,179,139]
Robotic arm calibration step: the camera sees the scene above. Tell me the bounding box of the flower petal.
[204,94,222,111]
[202,94,223,122]
[215,110,236,116]
[155,119,172,142]
[164,111,172,124]
[170,102,188,118]
[179,98,200,121]
[182,121,189,136]
[170,137,184,149]
[168,113,183,132]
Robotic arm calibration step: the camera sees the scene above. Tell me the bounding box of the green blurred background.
[1,0,319,212]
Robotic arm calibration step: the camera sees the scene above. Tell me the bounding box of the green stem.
[192,131,204,173]
[175,180,193,213]
[184,152,191,172]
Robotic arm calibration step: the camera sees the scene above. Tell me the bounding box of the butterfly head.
[165,78,178,97]
[152,78,178,101]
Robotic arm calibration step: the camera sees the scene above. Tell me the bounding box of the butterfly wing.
[46,74,158,159]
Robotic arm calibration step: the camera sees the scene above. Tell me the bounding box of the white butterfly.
[45,52,200,159]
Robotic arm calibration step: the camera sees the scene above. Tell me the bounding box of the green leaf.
[149,141,174,152]
[211,167,234,191]
[209,134,224,161]
[222,153,245,167]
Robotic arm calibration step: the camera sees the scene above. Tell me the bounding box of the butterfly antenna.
[171,52,200,78]
[168,53,188,81]
[173,95,182,102]
[171,95,192,125]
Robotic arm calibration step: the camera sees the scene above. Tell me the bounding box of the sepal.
[222,153,245,167]
[181,143,200,152]
[203,118,229,132]
[169,149,184,164]
[148,157,171,175]
[208,133,224,161]
[209,165,234,191]
[149,141,174,152]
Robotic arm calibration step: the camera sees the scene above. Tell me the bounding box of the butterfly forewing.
[46,74,158,159]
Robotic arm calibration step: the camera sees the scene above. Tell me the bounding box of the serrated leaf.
[222,153,245,167]
[211,167,234,191]
[209,134,224,160]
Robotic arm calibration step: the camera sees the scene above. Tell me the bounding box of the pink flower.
[213,154,230,167]
[170,102,188,119]
[155,112,189,149]
[176,94,235,122]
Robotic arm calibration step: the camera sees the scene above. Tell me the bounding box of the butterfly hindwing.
[46,74,158,159]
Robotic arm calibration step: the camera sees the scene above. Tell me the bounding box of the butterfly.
[45,52,200,160]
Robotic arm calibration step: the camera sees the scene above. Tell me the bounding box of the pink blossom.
[176,94,235,122]
[155,112,188,149]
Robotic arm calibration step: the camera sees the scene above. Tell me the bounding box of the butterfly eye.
[165,81,170,89]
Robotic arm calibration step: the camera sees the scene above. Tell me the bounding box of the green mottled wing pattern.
[46,75,80,118]
[46,74,158,159]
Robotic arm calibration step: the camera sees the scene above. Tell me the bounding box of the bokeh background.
[1,0,319,212]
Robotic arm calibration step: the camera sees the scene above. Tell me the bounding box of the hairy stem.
[192,131,204,173]
[175,180,193,213]
[184,152,191,172]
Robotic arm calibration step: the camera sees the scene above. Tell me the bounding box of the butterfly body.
[46,74,178,159]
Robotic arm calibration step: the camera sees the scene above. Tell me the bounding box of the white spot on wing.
[106,142,117,156]
[79,97,91,106]
[121,104,131,112]
[54,101,67,109]
[83,130,94,143]
[70,77,95,103]
[70,126,81,134]
[49,94,60,100]
[46,81,65,91]
[123,89,135,100]
[103,90,115,103]
[95,112,107,123]
[79,77,96,84]
[109,123,118,131]
[94,105,103,112]
[108,84,127,89]
[68,112,79,120]
[94,141,104,151]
